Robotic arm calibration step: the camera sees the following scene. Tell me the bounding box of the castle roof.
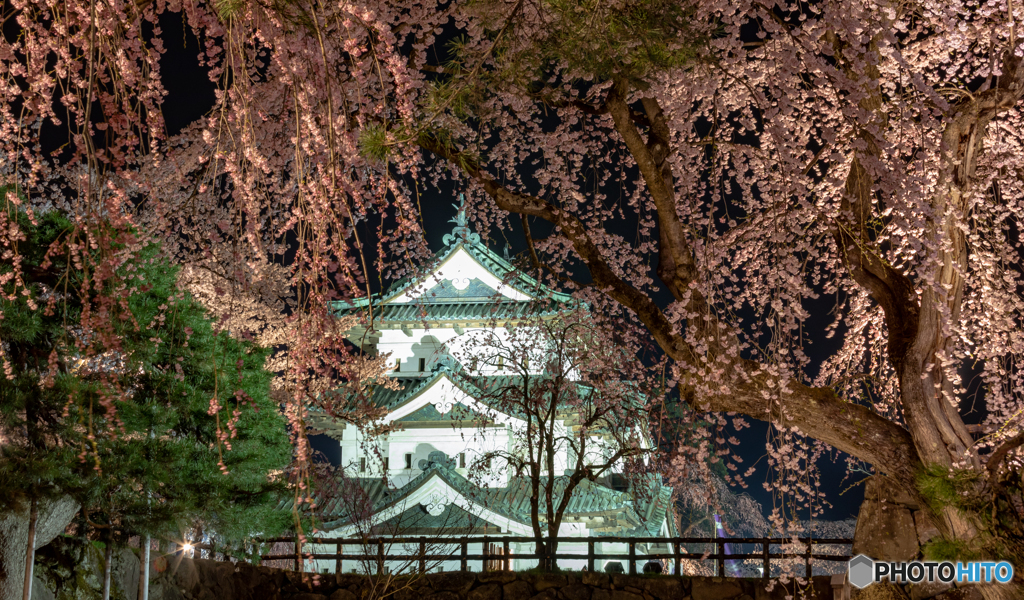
[308,364,650,440]
[332,200,574,324]
[286,451,675,537]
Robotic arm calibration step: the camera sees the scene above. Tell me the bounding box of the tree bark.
[422,26,1024,600]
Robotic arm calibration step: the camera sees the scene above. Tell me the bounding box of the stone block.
[469,583,503,600]
[250,565,288,600]
[196,588,221,600]
[112,547,141,600]
[210,560,239,599]
[431,572,476,595]
[30,576,55,600]
[331,589,358,600]
[171,557,201,595]
[641,578,683,600]
[534,575,568,591]
[581,573,608,588]
[506,580,536,600]
[291,594,328,600]
[691,577,744,600]
[562,583,594,600]
[282,568,317,593]
[424,592,462,600]
[528,591,559,600]
[592,590,643,600]
[150,580,187,600]
[853,478,920,562]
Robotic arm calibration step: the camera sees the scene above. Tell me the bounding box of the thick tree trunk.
[426,32,1024,599]
[20,499,37,600]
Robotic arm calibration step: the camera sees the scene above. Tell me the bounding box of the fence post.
[419,540,426,574]
[805,539,812,579]
[503,538,510,572]
[762,539,770,579]
[628,541,636,575]
[460,540,468,572]
[674,541,681,576]
[336,542,342,575]
[587,540,595,573]
[482,536,489,572]
[377,540,384,575]
[716,540,725,578]
[294,538,300,573]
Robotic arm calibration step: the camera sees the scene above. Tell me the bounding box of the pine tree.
[0,203,292,599]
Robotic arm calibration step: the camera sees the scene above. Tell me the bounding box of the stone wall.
[145,558,838,600]
[851,476,949,600]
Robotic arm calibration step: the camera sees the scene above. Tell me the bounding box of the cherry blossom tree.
[3,0,1024,591]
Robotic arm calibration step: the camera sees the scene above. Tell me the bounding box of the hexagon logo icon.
[848,555,875,589]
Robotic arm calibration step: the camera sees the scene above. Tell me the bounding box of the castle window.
[418,358,426,372]
[523,357,529,370]
[394,359,401,372]
[405,453,413,469]
[459,453,466,468]
[495,356,504,370]
[359,457,366,473]
[383,457,389,471]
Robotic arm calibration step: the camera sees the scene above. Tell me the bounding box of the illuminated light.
[182,543,194,553]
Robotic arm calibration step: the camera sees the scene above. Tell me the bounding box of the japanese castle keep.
[311,205,677,573]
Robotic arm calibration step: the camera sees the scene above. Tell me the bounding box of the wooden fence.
[194,536,853,579]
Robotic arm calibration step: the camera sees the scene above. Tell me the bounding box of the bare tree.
[449,311,662,571]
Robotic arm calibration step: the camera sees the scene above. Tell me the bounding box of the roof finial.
[443,193,481,246]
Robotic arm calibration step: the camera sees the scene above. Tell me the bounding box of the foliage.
[916,465,1024,566]
[0,202,292,545]
[3,0,1024,582]
[474,0,704,84]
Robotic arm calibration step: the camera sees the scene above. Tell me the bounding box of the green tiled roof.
[368,238,573,305]
[307,364,651,442]
[287,451,673,536]
[322,369,529,420]
[336,299,568,323]
[330,235,577,320]
[330,366,627,418]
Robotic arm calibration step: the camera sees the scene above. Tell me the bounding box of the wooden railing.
[193,536,853,578]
